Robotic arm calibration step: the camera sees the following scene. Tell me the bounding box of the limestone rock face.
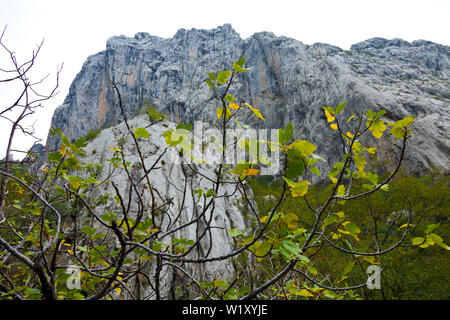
[81,115,247,298]
[47,24,450,174]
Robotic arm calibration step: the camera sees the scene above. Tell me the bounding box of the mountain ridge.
[46,24,450,175]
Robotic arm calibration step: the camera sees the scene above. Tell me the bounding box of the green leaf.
[72,292,85,300]
[29,207,41,216]
[375,110,386,118]
[74,136,87,148]
[67,176,82,189]
[83,177,99,184]
[233,58,248,72]
[365,172,379,184]
[135,127,150,139]
[424,223,440,234]
[255,241,272,257]
[283,177,311,197]
[236,57,246,66]
[64,157,79,169]
[344,222,361,236]
[342,261,355,276]
[81,225,96,237]
[277,129,285,145]
[94,245,107,252]
[365,109,376,120]
[207,72,216,81]
[206,79,214,88]
[335,211,345,219]
[102,212,117,222]
[205,189,214,197]
[354,155,366,171]
[310,166,320,175]
[173,238,195,246]
[427,233,441,244]
[213,279,228,289]
[284,121,294,143]
[298,254,310,264]
[228,229,243,237]
[217,70,232,85]
[412,237,425,246]
[337,185,346,197]
[282,240,301,256]
[285,158,305,179]
[225,94,236,102]
[395,116,415,128]
[293,140,317,157]
[193,188,204,200]
[48,152,62,162]
[388,116,415,139]
[336,102,346,114]
[390,126,405,139]
[322,215,338,229]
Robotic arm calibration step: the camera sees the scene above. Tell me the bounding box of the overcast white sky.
[1,0,449,158]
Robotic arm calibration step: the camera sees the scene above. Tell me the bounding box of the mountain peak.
[47,26,450,175]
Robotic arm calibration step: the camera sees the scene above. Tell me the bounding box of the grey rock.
[46,24,450,175]
[81,115,248,298]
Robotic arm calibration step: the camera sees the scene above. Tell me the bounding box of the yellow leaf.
[330,123,338,130]
[346,131,354,139]
[260,216,268,223]
[229,103,240,110]
[283,177,311,197]
[337,185,346,197]
[367,119,386,139]
[245,103,264,120]
[242,168,260,176]
[115,287,121,294]
[324,109,335,122]
[346,115,356,123]
[297,289,314,297]
[363,256,380,264]
[331,232,340,240]
[352,141,362,154]
[217,107,223,119]
[67,250,74,255]
[398,223,415,231]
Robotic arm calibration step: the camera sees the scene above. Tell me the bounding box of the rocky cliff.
[47,24,450,174]
[80,115,248,298]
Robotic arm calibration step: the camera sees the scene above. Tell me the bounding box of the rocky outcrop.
[47,24,450,174]
[81,115,247,298]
